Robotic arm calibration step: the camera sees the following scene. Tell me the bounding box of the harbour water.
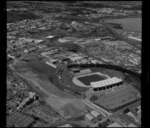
[105,17,141,32]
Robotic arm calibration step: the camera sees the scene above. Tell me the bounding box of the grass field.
[27,60,57,75]
[12,60,87,119]
[92,85,140,110]
[77,74,107,86]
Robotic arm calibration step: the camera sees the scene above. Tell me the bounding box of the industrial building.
[7,112,34,127]
[38,45,47,49]
[45,35,54,39]
[126,111,140,123]
[91,77,123,91]
[27,47,38,53]
[34,39,43,44]
[85,113,94,121]
[8,54,15,59]
[17,92,36,110]
[90,110,101,118]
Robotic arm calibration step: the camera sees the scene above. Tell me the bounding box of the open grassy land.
[91,84,140,111]
[12,60,87,118]
[27,60,57,75]
[77,74,107,85]
[13,61,73,99]
[60,103,86,118]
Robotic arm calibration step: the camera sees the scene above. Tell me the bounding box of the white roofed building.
[34,39,43,44]
[90,110,100,118]
[45,35,54,39]
[85,114,94,121]
[29,92,36,98]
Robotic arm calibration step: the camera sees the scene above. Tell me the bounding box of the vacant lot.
[60,103,86,118]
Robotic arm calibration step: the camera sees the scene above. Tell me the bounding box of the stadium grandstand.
[91,77,123,91]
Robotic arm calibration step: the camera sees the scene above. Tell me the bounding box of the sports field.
[73,72,110,88]
[27,60,57,75]
[77,74,107,86]
[92,85,140,111]
[61,67,125,90]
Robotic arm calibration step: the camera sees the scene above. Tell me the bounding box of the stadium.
[53,65,127,96]
[15,58,140,113]
[70,67,125,91]
[56,65,141,112]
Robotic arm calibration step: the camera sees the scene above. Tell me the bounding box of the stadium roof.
[91,77,122,88]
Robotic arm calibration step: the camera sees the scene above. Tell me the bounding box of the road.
[81,98,141,125]
[81,99,112,117]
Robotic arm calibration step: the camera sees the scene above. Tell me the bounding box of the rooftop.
[91,77,122,88]
[85,113,94,121]
[91,110,100,117]
[7,112,34,127]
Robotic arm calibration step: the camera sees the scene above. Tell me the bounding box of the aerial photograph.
[7,1,141,127]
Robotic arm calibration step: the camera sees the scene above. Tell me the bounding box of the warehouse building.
[85,113,94,121]
[90,110,101,118]
[45,35,54,39]
[7,112,34,127]
[17,92,36,110]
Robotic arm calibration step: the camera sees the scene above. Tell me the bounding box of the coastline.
[102,14,141,20]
